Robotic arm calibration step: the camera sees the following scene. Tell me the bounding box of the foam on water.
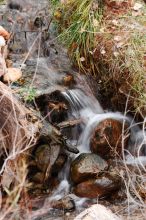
[126,155,146,166]
[49,179,70,201]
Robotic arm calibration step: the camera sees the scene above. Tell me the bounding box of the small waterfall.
[62,88,146,161]
[62,89,103,118]
[62,88,146,158]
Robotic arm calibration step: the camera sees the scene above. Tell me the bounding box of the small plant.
[19,87,37,102]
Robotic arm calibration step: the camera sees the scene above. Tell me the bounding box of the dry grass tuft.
[51,0,146,114]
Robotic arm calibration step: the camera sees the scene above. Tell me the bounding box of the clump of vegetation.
[19,87,37,102]
[51,0,146,114]
[51,0,103,73]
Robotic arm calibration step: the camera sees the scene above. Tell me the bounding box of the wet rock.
[36,90,68,124]
[52,153,67,175]
[3,67,22,82]
[51,196,75,212]
[70,153,108,184]
[74,204,121,220]
[73,173,121,198]
[90,119,129,159]
[35,144,51,172]
[47,101,68,123]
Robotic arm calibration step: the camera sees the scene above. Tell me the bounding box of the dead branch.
[58,119,82,129]
[0,82,36,154]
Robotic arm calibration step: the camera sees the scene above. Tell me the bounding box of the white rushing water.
[62,89,103,117]
[62,89,146,158]
[52,88,146,205]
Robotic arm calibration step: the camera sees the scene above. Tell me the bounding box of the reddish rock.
[0,26,10,40]
[73,173,121,199]
[70,153,108,184]
[90,119,129,159]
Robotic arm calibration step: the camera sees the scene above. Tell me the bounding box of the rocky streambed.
[0,1,146,220]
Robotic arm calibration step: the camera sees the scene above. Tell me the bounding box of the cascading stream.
[51,88,146,205]
[2,0,146,216]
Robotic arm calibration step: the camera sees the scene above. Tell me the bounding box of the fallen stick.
[58,119,82,129]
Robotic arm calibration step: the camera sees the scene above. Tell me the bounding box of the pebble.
[3,67,22,82]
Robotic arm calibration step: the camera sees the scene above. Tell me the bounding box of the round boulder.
[73,173,121,199]
[70,153,108,184]
[90,119,129,159]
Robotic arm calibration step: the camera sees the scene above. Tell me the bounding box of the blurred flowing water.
[1,0,146,218]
